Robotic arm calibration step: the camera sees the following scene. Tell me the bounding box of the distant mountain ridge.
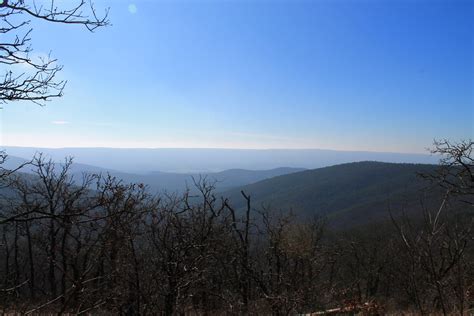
[107,167,306,193]
[1,155,112,174]
[222,161,442,227]
[2,146,438,173]
[1,155,304,193]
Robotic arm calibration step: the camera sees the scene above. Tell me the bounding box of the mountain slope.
[222,161,442,227]
[108,167,306,193]
[1,156,304,193]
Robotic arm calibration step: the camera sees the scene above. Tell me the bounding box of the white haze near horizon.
[2,146,439,174]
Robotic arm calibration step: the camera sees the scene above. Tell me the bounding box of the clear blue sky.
[1,0,473,153]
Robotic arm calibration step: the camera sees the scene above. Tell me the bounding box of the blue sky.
[1,0,473,153]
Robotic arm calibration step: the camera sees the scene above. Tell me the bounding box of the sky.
[1,0,473,153]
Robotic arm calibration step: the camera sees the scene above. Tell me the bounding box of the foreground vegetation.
[0,141,472,315]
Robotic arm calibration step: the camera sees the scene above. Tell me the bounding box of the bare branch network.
[0,0,109,105]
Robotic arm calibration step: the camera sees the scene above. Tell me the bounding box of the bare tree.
[257,211,327,315]
[390,140,474,315]
[0,0,109,105]
[422,139,474,205]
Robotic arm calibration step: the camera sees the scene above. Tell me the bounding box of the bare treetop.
[0,0,109,105]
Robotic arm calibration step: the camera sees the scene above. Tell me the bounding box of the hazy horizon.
[3,146,439,173]
[3,144,436,154]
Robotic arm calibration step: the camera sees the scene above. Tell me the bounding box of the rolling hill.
[102,167,305,193]
[0,155,304,193]
[222,161,443,227]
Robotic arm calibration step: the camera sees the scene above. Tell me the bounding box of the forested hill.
[223,161,441,227]
[0,155,304,193]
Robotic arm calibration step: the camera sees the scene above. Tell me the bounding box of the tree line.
[0,140,472,315]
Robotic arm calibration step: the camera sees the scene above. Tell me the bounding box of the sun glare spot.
[128,4,137,14]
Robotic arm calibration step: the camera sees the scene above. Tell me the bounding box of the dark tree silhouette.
[0,0,109,105]
[425,139,474,205]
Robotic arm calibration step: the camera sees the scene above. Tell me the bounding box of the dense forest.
[0,140,472,315]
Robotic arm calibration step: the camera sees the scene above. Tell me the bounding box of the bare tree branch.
[0,0,109,106]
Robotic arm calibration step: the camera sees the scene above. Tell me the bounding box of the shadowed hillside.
[223,161,441,226]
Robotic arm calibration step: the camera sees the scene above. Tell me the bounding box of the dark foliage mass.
[0,141,472,315]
